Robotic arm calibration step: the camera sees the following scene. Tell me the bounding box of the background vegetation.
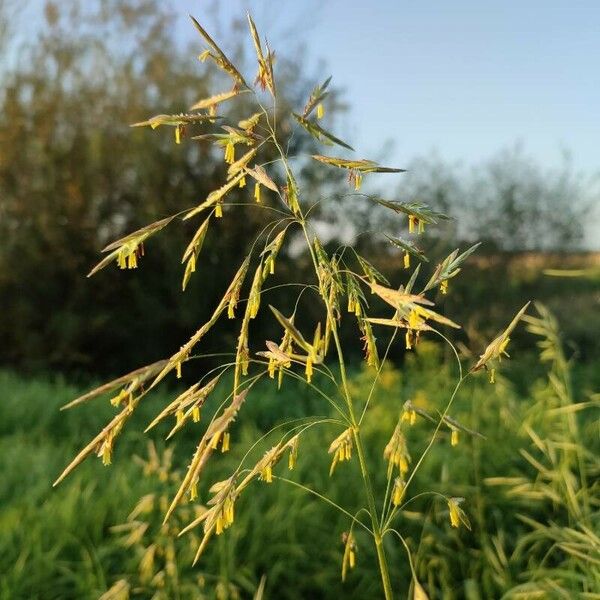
[1,0,598,375]
[1,322,598,598]
[0,1,598,599]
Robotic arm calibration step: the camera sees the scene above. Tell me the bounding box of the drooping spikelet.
[341,531,357,582]
[383,423,411,475]
[447,497,470,530]
[472,302,530,382]
[392,477,406,506]
[328,428,354,475]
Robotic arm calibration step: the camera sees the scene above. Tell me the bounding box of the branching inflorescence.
[54,13,530,599]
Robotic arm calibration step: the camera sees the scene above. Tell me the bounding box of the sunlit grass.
[2,314,597,598]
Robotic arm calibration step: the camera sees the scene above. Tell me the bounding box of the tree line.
[1,0,596,375]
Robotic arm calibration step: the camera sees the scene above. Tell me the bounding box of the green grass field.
[1,332,598,599]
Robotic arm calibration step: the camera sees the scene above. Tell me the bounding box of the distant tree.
[390,147,594,252]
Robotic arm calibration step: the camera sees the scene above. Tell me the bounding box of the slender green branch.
[275,476,373,536]
[250,358,350,423]
[360,326,400,426]
[384,374,467,530]
[235,415,343,476]
[264,96,396,600]
[384,528,419,584]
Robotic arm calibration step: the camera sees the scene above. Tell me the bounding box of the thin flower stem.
[380,458,398,529]
[235,416,343,478]
[381,330,467,529]
[278,369,350,423]
[225,202,292,217]
[360,326,400,427]
[250,358,350,424]
[275,476,373,536]
[303,225,394,599]
[398,490,448,511]
[384,375,467,530]
[259,282,319,296]
[266,113,395,599]
[384,528,419,585]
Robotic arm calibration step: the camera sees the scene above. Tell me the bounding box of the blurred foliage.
[1,307,598,599]
[0,0,343,374]
[393,148,597,252]
[0,0,598,377]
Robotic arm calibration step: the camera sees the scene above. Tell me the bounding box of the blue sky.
[178,0,600,175]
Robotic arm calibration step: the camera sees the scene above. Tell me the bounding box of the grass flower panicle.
[52,12,533,599]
